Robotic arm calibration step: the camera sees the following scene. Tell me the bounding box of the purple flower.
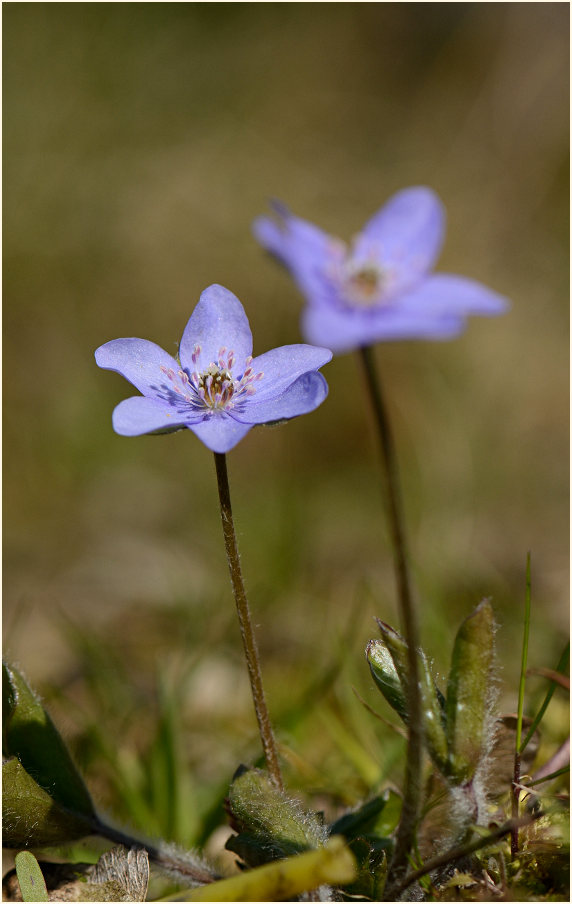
[95,284,332,453]
[253,187,509,354]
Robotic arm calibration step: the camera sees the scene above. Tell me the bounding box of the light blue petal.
[232,372,329,424]
[179,285,253,374]
[253,203,333,269]
[398,274,510,316]
[252,216,291,266]
[112,396,195,436]
[95,338,183,399]
[253,206,338,302]
[302,304,464,354]
[188,413,253,453]
[248,344,332,401]
[359,187,445,290]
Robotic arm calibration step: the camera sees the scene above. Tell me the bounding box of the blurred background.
[3,2,569,862]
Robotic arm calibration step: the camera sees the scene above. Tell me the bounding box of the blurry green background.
[3,1,569,855]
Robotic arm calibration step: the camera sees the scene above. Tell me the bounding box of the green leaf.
[445,600,496,782]
[225,766,327,868]
[372,788,402,836]
[15,851,49,902]
[339,836,389,900]
[366,639,408,720]
[329,794,389,839]
[327,794,395,900]
[2,661,95,819]
[369,622,449,774]
[2,756,95,848]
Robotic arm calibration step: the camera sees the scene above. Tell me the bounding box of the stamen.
[338,244,388,308]
[182,354,263,412]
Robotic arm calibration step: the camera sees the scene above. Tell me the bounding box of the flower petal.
[253,205,338,301]
[253,214,292,266]
[398,274,510,316]
[302,304,464,354]
[253,202,333,270]
[95,338,184,399]
[112,396,194,436]
[179,285,253,373]
[359,187,445,289]
[187,413,253,453]
[248,344,332,401]
[232,372,329,424]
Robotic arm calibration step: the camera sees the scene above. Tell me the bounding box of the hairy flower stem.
[91,816,218,884]
[214,452,284,790]
[358,345,422,893]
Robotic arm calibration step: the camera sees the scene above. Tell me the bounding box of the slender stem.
[213,452,283,790]
[511,752,521,857]
[92,816,218,884]
[358,346,422,892]
[512,553,532,856]
[391,810,545,898]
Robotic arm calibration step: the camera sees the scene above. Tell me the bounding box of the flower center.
[344,264,384,304]
[327,240,390,309]
[160,346,263,414]
[197,364,234,409]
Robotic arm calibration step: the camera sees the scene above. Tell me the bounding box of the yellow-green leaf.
[186,836,356,902]
[15,852,49,902]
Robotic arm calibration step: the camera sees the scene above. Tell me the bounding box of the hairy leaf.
[3,662,95,819]
[446,600,495,782]
[226,766,327,867]
[2,757,94,848]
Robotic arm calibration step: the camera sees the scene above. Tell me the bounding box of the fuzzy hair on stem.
[214,452,283,790]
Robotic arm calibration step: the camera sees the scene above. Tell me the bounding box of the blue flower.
[96,284,332,453]
[254,187,509,353]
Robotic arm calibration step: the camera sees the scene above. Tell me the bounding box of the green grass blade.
[520,641,570,754]
[527,764,570,787]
